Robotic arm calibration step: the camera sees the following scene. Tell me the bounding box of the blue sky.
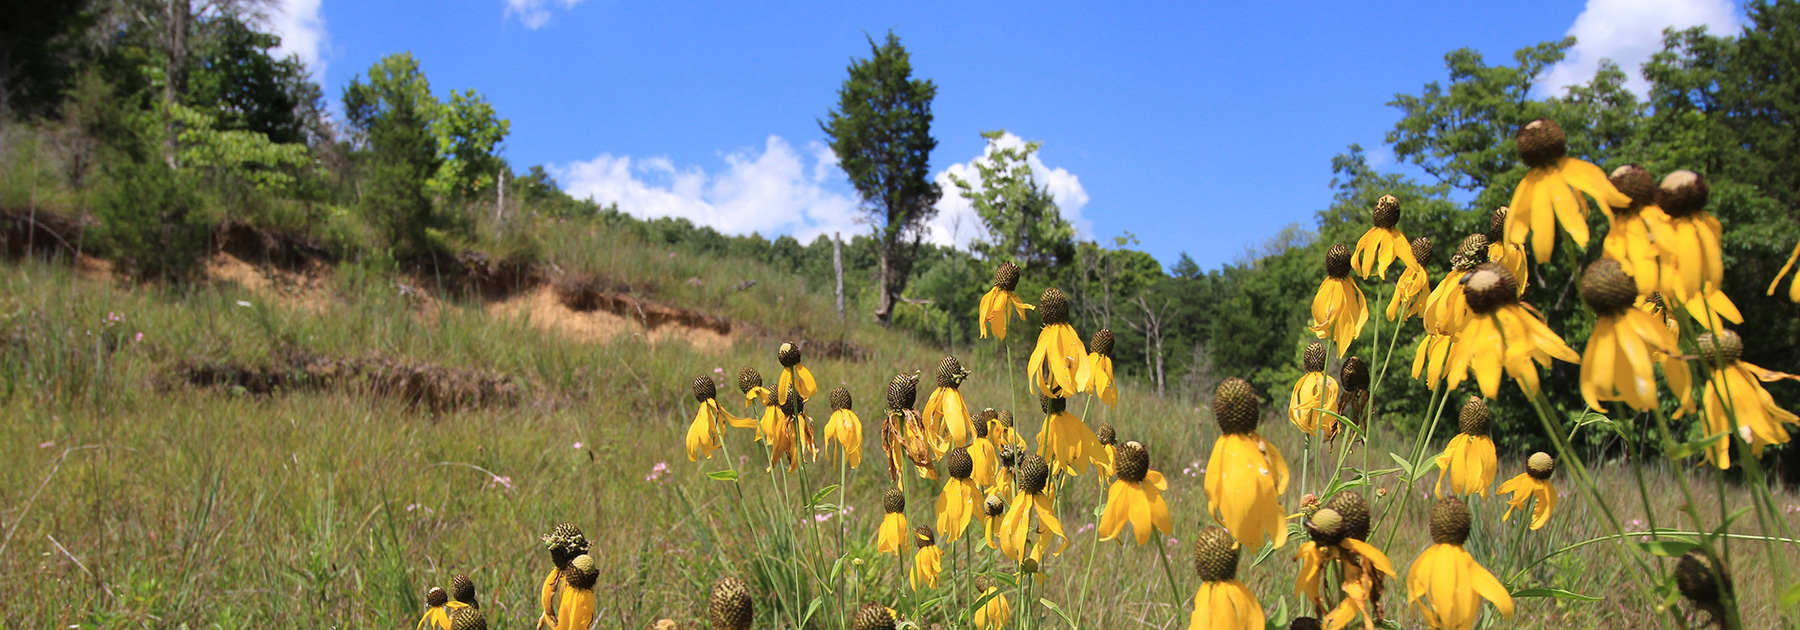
[266,0,1743,271]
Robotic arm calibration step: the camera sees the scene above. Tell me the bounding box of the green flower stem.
[1151,532,1186,623]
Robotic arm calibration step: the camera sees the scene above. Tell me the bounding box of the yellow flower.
[879,373,936,490]
[1694,329,1800,469]
[1648,171,1740,329]
[923,356,977,451]
[1597,166,1668,295]
[1205,378,1290,548]
[1498,453,1558,530]
[988,409,1024,451]
[417,587,451,630]
[823,388,864,469]
[1035,395,1109,476]
[767,385,817,473]
[1289,342,1341,436]
[1352,195,1420,279]
[1077,328,1119,407]
[1770,239,1800,302]
[685,376,752,462]
[1445,263,1580,399]
[1408,498,1513,630]
[775,342,817,406]
[556,556,599,630]
[980,261,1036,339]
[876,488,910,556]
[1294,507,1396,630]
[1028,287,1090,398]
[1503,118,1631,263]
[969,410,1000,487]
[935,448,980,543]
[998,455,1069,563]
[1098,441,1173,545]
[1188,526,1266,630]
[1579,260,1684,412]
[1093,423,1118,487]
[1434,397,1498,498]
[537,524,589,630]
[910,527,943,590]
[1310,244,1368,356]
[736,367,774,442]
[1388,238,1434,323]
[981,492,1006,550]
[1639,293,1694,414]
[973,583,1012,629]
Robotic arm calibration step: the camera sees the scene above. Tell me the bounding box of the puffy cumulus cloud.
[558,136,863,243]
[928,131,1092,249]
[268,0,327,78]
[505,0,587,30]
[1540,0,1739,97]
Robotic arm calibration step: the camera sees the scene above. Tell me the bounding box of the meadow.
[3,219,1795,629]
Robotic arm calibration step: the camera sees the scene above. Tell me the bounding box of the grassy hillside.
[2,219,1796,629]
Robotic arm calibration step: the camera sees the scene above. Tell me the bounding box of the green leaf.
[1636,540,1699,557]
[1781,581,1800,608]
[967,589,1000,617]
[1666,432,1727,460]
[800,596,823,626]
[705,470,739,482]
[1039,598,1077,629]
[1251,538,1282,569]
[1510,587,1603,602]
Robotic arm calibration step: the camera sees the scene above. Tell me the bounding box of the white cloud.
[929,131,1092,250]
[556,131,1093,251]
[1540,0,1739,97]
[558,136,863,243]
[268,0,327,78]
[505,0,587,29]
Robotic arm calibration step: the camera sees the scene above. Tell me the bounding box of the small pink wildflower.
[646,461,670,482]
[572,441,584,449]
[486,475,514,491]
[38,441,53,449]
[133,332,144,343]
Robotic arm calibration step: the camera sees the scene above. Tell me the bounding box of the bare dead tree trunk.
[1126,294,1173,397]
[833,232,845,320]
[163,0,191,168]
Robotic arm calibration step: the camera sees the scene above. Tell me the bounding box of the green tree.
[429,88,510,200]
[0,0,93,118]
[947,130,1075,271]
[820,31,942,325]
[344,53,446,257]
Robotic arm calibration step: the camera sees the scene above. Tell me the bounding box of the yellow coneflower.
[923,356,977,451]
[738,367,774,442]
[1639,292,1694,414]
[448,574,480,612]
[767,385,818,472]
[536,524,589,630]
[1293,504,1396,630]
[1674,550,1734,627]
[1414,235,1488,389]
[1028,288,1089,398]
[1579,260,1683,413]
[1408,497,1514,630]
[686,375,752,461]
[775,342,818,406]
[853,602,897,630]
[452,607,489,630]
[1503,118,1631,263]
[1093,423,1118,487]
[1435,397,1498,498]
[1770,239,1800,302]
[708,577,755,630]
[981,492,1006,550]
[1602,166,1669,295]
[1498,453,1558,530]
[910,526,943,590]
[1352,195,1420,279]
[972,577,1012,629]
[980,261,1036,339]
[1650,171,1741,329]
[877,488,910,556]
[999,454,1069,563]
[988,409,1023,451]
[1334,357,1369,442]
[1077,328,1119,407]
[992,445,1019,496]
[1289,342,1341,437]
[1485,208,1529,298]
[935,448,980,543]
[1205,378,1291,548]
[1388,237,1434,323]
[1310,244,1368,356]
[823,387,864,469]
[879,373,936,488]
[1694,329,1800,469]
[556,556,597,630]
[1445,263,1581,399]
[969,409,999,487]
[1098,441,1173,545]
[1035,395,1109,476]
[1189,526,1266,630]
[417,587,451,630]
